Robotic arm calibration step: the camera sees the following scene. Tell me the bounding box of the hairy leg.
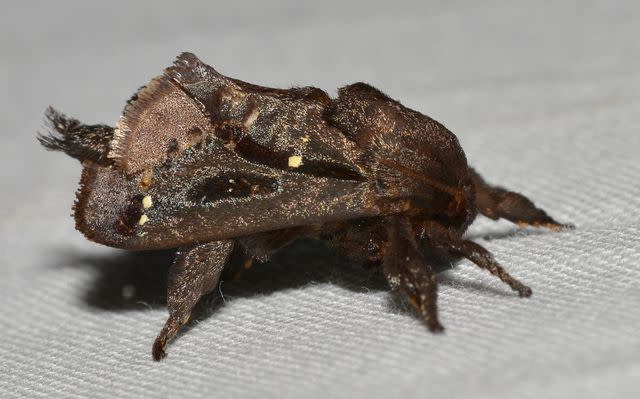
[225,227,307,280]
[237,227,307,263]
[424,221,532,297]
[383,217,443,332]
[470,168,572,230]
[152,240,234,361]
[322,219,387,269]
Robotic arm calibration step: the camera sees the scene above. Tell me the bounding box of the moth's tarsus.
[39,52,572,361]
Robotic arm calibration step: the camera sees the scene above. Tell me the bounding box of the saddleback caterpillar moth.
[39,52,572,360]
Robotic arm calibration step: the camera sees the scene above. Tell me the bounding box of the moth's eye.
[188,173,277,204]
[113,195,144,236]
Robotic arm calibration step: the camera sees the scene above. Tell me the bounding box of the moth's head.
[37,108,130,246]
[38,59,216,249]
[73,162,147,248]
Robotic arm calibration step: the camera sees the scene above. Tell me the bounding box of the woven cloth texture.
[1,1,639,398]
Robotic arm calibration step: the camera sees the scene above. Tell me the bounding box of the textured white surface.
[1,1,639,398]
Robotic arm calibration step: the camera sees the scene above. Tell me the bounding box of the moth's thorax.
[361,127,476,232]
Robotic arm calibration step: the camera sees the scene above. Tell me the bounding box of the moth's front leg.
[152,240,234,361]
[383,216,444,332]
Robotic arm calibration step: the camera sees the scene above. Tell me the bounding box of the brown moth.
[38,52,572,360]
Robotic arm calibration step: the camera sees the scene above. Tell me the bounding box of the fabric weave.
[1,1,639,398]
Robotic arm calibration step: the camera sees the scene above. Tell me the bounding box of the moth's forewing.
[75,139,379,250]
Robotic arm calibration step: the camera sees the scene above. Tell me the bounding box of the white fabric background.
[1,1,639,398]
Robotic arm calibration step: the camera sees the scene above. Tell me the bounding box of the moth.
[39,52,572,360]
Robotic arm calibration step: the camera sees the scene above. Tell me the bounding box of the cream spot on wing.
[301,135,310,143]
[288,155,303,168]
[138,214,149,226]
[142,195,153,209]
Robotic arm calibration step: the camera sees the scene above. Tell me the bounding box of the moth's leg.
[237,227,306,264]
[322,220,387,269]
[383,217,443,332]
[228,227,305,280]
[424,222,532,297]
[152,240,234,361]
[470,168,572,230]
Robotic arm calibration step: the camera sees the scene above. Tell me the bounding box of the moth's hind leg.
[424,222,532,297]
[152,240,234,361]
[383,217,443,332]
[470,168,573,230]
[37,107,114,165]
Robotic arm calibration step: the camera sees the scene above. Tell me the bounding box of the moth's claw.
[540,221,575,231]
[426,319,445,333]
[406,294,444,333]
[152,318,180,361]
[518,285,533,298]
[558,223,576,231]
[152,339,167,361]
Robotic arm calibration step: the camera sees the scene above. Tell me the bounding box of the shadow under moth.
[38,52,572,360]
